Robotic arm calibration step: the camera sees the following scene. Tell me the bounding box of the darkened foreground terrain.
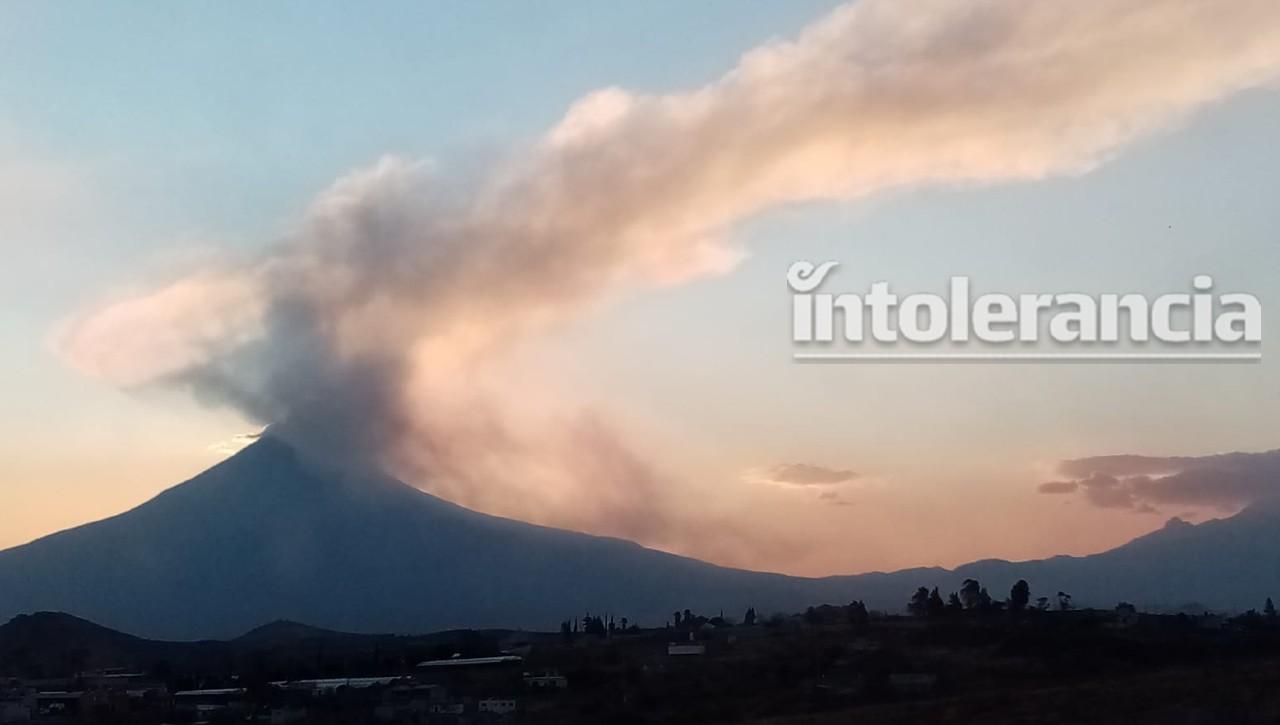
[6,594,1280,724]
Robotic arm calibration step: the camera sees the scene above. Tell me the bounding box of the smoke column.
[58,0,1280,552]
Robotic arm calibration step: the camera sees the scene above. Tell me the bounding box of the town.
[4,579,1280,724]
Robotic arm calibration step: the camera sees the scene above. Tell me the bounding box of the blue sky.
[2,1,1278,575]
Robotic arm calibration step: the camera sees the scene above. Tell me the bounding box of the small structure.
[417,655,524,696]
[416,655,524,669]
[33,692,83,719]
[667,642,707,656]
[479,698,518,714]
[373,682,446,721]
[270,676,409,694]
[173,687,250,720]
[523,672,568,690]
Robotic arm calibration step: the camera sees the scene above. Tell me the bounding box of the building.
[373,682,446,721]
[416,655,524,669]
[416,655,524,696]
[173,687,250,720]
[269,676,409,695]
[479,698,518,714]
[33,691,82,719]
[522,672,568,690]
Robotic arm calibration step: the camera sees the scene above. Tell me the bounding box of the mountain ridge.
[1,438,1276,639]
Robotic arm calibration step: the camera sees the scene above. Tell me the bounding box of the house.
[523,671,568,690]
[173,687,250,719]
[33,691,83,719]
[479,698,518,714]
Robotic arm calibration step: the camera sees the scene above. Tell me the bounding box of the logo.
[787,262,1261,362]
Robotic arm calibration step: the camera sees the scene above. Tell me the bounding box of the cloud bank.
[1040,449,1280,512]
[58,0,1280,551]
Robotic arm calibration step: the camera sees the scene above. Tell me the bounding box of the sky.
[2,0,1279,576]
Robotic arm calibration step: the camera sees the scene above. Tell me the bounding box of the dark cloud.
[817,490,856,507]
[1039,449,1280,512]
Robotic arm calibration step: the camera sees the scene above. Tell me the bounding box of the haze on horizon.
[2,0,1279,578]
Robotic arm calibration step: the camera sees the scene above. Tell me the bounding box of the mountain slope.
[953,501,1280,612]
[0,438,892,639]
[1,438,1277,639]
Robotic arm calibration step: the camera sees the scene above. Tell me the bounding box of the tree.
[582,614,605,636]
[978,587,993,610]
[673,611,682,628]
[560,620,573,642]
[1266,598,1277,619]
[847,600,870,632]
[928,588,945,616]
[1009,580,1030,612]
[804,606,821,624]
[1035,597,1050,611]
[744,607,757,626]
[1057,591,1073,611]
[960,578,982,610]
[908,587,931,617]
[947,593,963,612]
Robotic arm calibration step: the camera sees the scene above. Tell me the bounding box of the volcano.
[0,438,892,639]
[1,438,1278,639]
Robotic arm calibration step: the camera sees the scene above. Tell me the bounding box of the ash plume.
[58,0,1280,553]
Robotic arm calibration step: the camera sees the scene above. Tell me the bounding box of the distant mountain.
[0,611,144,661]
[950,498,1280,613]
[0,611,201,676]
[0,611,518,679]
[233,619,366,647]
[0,437,1277,640]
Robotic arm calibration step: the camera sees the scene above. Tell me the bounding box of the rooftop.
[416,655,524,668]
